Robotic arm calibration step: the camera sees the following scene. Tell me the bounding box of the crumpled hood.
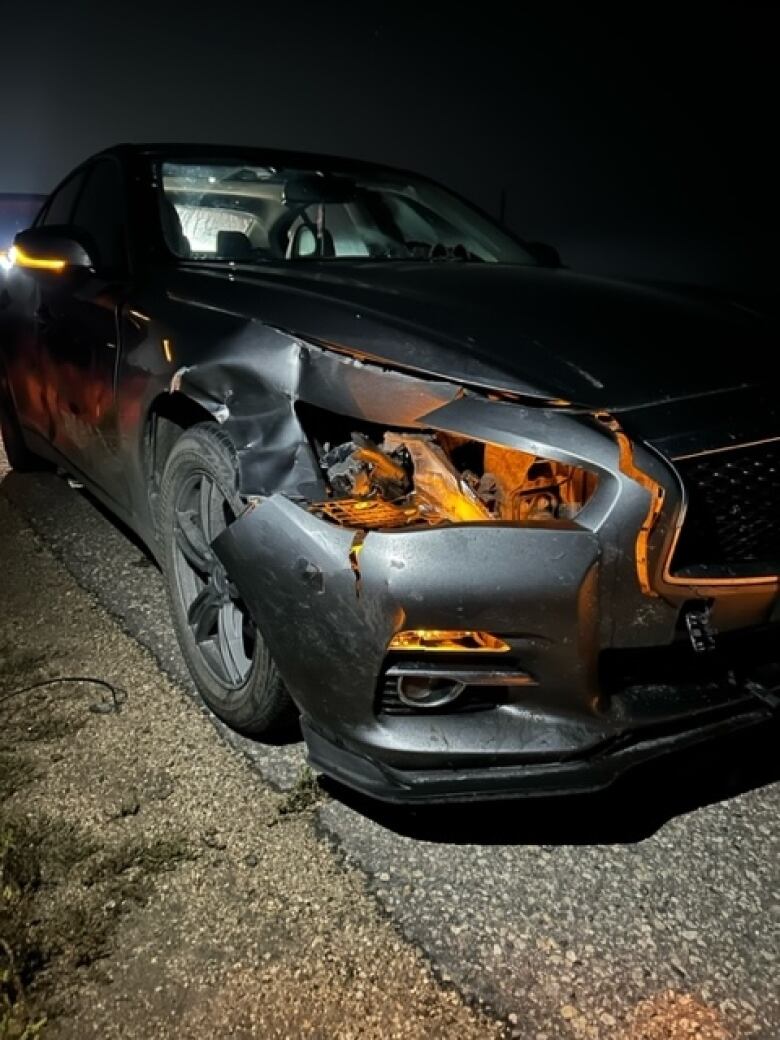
[179,261,775,413]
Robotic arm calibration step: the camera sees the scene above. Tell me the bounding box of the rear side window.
[41,172,86,226]
[71,160,128,273]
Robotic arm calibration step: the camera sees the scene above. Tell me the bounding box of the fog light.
[396,675,464,709]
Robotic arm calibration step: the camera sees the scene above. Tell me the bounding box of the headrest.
[160,198,190,257]
[216,230,252,259]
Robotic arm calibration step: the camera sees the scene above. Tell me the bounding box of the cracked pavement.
[1,454,778,1039]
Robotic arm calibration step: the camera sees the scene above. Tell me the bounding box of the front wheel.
[159,423,295,735]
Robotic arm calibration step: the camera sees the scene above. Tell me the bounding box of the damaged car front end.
[208,345,778,801]
[3,143,777,803]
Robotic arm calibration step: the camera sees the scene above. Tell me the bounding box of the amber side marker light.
[615,431,665,597]
[388,630,510,653]
[8,245,67,272]
[596,413,665,597]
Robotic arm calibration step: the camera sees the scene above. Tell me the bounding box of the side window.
[71,161,127,273]
[41,171,86,226]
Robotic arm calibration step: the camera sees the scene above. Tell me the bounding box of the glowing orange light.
[313,497,420,528]
[162,337,174,362]
[388,630,510,653]
[9,245,67,272]
[430,485,491,522]
[614,428,665,597]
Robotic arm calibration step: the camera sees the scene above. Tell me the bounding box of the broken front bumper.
[214,495,779,803]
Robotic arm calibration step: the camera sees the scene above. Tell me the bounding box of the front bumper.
[214,494,780,802]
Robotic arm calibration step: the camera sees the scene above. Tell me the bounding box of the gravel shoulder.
[0,494,500,1039]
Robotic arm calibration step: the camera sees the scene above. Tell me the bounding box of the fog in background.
[3,3,776,296]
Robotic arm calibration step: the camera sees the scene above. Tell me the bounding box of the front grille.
[671,440,780,577]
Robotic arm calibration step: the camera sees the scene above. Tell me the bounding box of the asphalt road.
[2,463,778,1039]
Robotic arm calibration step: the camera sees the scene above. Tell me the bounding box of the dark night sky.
[3,3,777,294]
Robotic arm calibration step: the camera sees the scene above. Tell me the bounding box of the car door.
[35,157,131,507]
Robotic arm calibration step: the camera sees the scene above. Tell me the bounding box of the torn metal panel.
[159,327,314,499]
[212,496,403,729]
[163,323,464,501]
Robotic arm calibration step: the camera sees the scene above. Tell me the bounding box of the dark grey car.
[1,143,777,802]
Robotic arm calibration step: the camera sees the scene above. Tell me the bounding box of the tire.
[0,394,50,472]
[159,422,296,735]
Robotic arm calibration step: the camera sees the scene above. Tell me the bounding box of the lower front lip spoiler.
[302,700,776,804]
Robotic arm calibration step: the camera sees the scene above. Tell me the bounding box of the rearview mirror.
[12,225,94,272]
[283,174,357,207]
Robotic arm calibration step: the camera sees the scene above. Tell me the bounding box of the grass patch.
[1,937,47,1039]
[84,835,195,887]
[2,817,197,1031]
[2,816,99,895]
[26,821,99,886]
[278,767,323,817]
[43,901,115,971]
[82,836,197,927]
[1,814,89,1035]
[13,717,86,745]
[0,754,37,803]
[1,814,100,979]
[0,642,51,686]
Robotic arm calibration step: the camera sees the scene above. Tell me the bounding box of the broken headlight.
[308,426,598,529]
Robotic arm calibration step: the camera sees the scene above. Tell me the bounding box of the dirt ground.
[0,494,502,1039]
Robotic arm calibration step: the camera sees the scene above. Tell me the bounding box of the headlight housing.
[306,423,598,529]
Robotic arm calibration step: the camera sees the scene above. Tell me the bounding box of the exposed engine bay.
[308,426,598,529]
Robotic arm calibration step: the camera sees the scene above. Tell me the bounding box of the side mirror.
[11,225,94,272]
[525,240,563,268]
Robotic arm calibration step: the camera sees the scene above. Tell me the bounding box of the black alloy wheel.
[171,468,255,689]
[159,423,294,735]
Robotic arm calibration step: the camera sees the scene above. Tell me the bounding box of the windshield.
[157,161,534,265]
